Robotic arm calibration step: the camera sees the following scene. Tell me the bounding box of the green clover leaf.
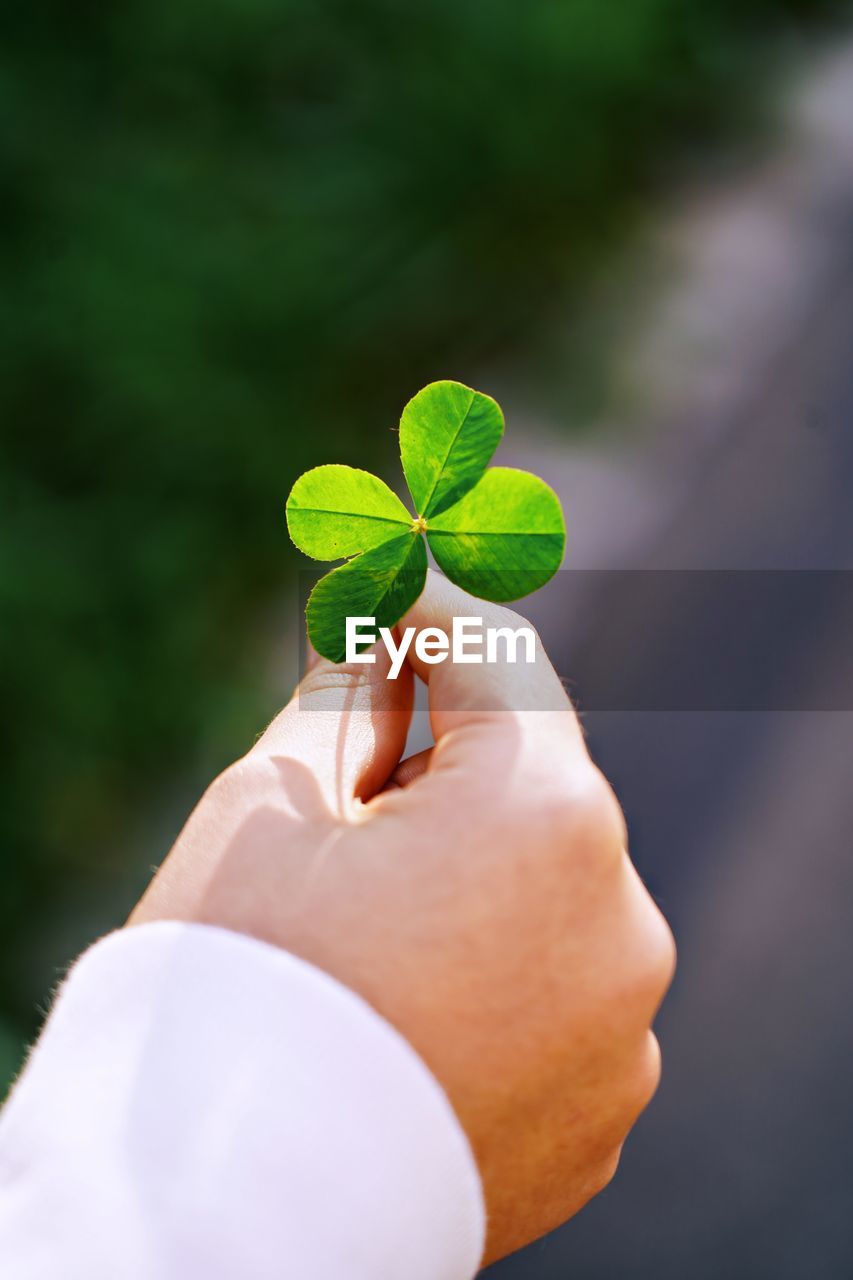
[399,379,504,517]
[286,380,566,662]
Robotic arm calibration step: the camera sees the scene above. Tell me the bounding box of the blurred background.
[3,1,853,1275]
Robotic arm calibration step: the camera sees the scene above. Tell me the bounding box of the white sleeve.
[0,922,485,1280]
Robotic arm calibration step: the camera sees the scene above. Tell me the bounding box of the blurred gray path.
[484,40,853,1280]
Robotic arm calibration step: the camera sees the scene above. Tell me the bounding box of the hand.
[130,571,675,1265]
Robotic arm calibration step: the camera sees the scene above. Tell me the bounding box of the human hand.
[130,572,675,1265]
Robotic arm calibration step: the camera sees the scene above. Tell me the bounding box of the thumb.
[401,570,577,730]
[251,636,414,814]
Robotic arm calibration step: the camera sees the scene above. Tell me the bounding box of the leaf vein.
[420,388,476,516]
[290,507,409,525]
[428,529,561,538]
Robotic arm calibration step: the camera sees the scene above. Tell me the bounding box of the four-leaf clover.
[286,380,566,662]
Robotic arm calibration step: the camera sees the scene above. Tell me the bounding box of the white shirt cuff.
[0,921,486,1279]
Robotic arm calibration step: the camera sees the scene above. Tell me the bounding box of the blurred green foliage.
[0,0,848,1076]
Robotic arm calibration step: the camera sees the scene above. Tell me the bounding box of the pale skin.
[131,571,676,1267]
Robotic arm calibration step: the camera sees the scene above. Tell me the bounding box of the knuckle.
[540,764,626,865]
[605,893,676,1021]
[299,663,368,698]
[589,1148,623,1200]
[616,866,677,1003]
[642,902,677,998]
[632,1031,663,1112]
[606,1035,663,1148]
[626,921,676,1012]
